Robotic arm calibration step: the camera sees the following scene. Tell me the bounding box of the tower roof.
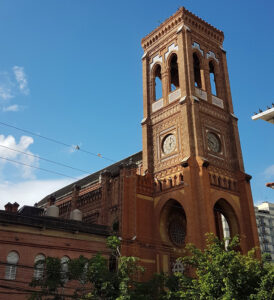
[141,7,224,51]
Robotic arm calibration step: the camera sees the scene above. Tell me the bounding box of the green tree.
[28,236,144,300]
[167,234,274,300]
[29,257,64,300]
[29,234,274,300]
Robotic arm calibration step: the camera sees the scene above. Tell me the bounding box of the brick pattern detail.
[77,188,102,208]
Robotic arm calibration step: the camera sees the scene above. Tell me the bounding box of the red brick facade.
[40,7,259,276]
[38,8,259,277]
[0,7,260,296]
[0,210,109,299]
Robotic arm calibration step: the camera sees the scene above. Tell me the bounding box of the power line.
[0,156,78,180]
[0,144,90,174]
[0,121,115,162]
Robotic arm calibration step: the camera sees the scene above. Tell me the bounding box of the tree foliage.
[166,234,274,300]
[28,234,274,300]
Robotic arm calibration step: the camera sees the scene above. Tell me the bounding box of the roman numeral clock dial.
[162,134,176,155]
[207,132,221,153]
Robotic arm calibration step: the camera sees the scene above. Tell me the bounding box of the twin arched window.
[193,52,218,97]
[153,53,180,101]
[5,251,19,280]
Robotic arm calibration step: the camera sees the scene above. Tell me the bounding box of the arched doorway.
[214,198,239,245]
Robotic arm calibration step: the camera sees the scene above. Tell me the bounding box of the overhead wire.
[0,121,115,162]
[0,156,78,180]
[0,144,90,174]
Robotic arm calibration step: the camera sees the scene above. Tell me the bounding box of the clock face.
[207,132,221,153]
[162,134,176,154]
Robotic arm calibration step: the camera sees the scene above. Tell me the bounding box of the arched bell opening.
[159,199,187,248]
[169,53,179,92]
[193,52,202,88]
[214,198,239,247]
[209,60,217,96]
[153,64,163,101]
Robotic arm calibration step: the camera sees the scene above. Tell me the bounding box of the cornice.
[141,7,224,51]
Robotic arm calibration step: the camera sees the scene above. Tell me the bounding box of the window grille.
[33,254,45,279]
[168,218,185,246]
[172,260,184,274]
[61,256,70,283]
[5,251,19,280]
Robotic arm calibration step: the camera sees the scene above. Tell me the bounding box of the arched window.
[154,64,162,101]
[214,199,239,247]
[80,262,88,284]
[160,200,187,247]
[193,53,202,88]
[169,54,179,91]
[112,219,119,233]
[209,61,217,95]
[5,251,19,280]
[169,213,186,246]
[61,256,70,283]
[33,254,45,280]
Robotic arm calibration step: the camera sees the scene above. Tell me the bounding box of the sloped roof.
[39,151,142,206]
[0,210,109,236]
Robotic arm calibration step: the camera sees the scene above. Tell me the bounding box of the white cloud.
[13,66,29,95]
[0,72,14,100]
[0,67,29,111]
[264,165,274,179]
[0,86,13,100]
[0,178,74,209]
[0,135,38,179]
[2,104,20,112]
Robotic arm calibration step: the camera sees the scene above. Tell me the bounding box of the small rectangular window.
[5,264,17,280]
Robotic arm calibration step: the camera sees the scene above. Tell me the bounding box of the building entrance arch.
[214,198,240,243]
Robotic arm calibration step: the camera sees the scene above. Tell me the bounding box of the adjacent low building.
[0,203,109,300]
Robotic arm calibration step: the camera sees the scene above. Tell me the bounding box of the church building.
[38,7,260,277]
[1,7,260,290]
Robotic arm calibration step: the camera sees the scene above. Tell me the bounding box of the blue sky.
[0,0,273,209]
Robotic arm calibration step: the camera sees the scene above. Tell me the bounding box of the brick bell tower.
[137,7,259,272]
